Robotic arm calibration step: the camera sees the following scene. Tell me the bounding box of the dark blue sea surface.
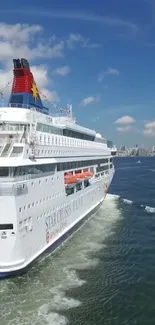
[64,157,155,325]
[0,157,155,325]
[111,156,155,208]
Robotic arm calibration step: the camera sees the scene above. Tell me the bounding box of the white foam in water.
[63,268,86,287]
[0,194,122,325]
[145,206,155,213]
[123,198,133,204]
[38,307,67,325]
[111,194,120,199]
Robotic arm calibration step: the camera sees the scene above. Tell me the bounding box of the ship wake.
[37,194,122,325]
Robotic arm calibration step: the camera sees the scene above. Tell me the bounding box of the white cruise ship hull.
[0,57,116,278]
[0,167,114,278]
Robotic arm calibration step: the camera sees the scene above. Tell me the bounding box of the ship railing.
[0,124,25,132]
[7,104,72,117]
[36,133,108,150]
[8,103,34,109]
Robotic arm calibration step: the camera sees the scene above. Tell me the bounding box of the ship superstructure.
[0,58,115,278]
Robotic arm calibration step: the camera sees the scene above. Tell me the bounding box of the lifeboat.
[83,171,93,177]
[64,174,78,185]
[75,172,85,179]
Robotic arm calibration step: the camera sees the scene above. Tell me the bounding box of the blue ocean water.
[0,157,155,325]
[111,156,155,208]
[64,157,155,325]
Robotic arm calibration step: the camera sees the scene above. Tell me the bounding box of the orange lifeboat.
[64,174,78,184]
[75,172,85,179]
[83,171,93,177]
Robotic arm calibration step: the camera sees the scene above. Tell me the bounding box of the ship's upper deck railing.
[0,124,24,132]
[8,103,32,109]
[4,103,70,118]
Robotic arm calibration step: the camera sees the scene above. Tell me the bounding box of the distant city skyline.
[116,144,155,157]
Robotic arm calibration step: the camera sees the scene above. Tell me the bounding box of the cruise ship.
[0,58,115,278]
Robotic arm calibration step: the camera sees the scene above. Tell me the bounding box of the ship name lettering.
[45,204,71,231]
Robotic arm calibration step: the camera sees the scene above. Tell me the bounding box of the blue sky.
[0,0,155,147]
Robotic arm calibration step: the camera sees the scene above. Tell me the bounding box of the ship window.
[0,167,9,177]
[36,122,62,135]
[76,182,82,191]
[94,137,107,144]
[0,224,13,230]
[28,217,32,223]
[11,146,23,154]
[66,187,74,196]
[63,128,95,141]
[84,179,90,188]
[71,161,75,169]
[13,163,56,177]
[4,159,110,178]
[57,158,109,172]
[19,221,22,228]
[96,165,109,173]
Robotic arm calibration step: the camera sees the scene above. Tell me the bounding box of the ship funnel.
[8,58,49,114]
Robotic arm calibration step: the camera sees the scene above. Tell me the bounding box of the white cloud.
[0,23,101,105]
[80,96,100,107]
[0,25,99,65]
[144,121,155,129]
[0,23,65,63]
[0,23,42,42]
[82,97,95,106]
[105,68,120,76]
[31,65,51,89]
[98,68,120,82]
[82,38,101,48]
[115,115,135,124]
[143,129,155,136]
[0,69,13,93]
[67,33,84,49]
[0,23,67,102]
[143,121,155,136]
[40,89,60,102]
[66,33,100,49]
[116,126,133,132]
[10,9,139,31]
[54,65,70,76]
